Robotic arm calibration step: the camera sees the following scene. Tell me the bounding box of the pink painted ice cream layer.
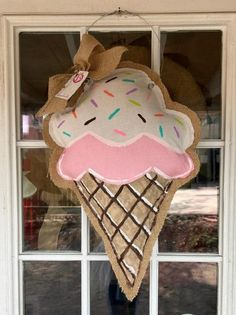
[57,134,194,185]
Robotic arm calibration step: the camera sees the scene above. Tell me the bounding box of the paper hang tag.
[56,71,89,100]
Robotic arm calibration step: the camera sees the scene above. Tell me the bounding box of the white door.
[1,13,236,315]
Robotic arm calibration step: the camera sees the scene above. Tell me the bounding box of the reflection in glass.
[159,148,220,253]
[19,32,80,140]
[90,261,149,314]
[24,261,81,315]
[160,31,222,139]
[22,148,81,251]
[158,262,218,315]
[90,31,151,67]
[90,223,105,253]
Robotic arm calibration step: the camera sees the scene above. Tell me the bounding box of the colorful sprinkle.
[72,109,77,118]
[108,108,121,120]
[126,88,138,95]
[128,99,141,107]
[57,120,65,128]
[114,129,127,137]
[123,79,135,83]
[138,114,146,123]
[105,76,117,83]
[63,131,71,137]
[84,117,96,126]
[173,126,180,138]
[155,112,164,117]
[175,117,184,127]
[159,126,164,138]
[104,90,114,97]
[91,99,98,107]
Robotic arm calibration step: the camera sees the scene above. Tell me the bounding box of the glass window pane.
[158,262,218,315]
[161,31,222,139]
[90,223,105,253]
[24,261,81,315]
[19,32,80,140]
[22,148,81,251]
[90,31,151,67]
[159,148,220,253]
[90,261,149,314]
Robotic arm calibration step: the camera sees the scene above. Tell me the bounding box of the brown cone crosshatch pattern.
[37,34,201,300]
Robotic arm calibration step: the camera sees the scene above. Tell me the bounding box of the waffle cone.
[74,172,173,300]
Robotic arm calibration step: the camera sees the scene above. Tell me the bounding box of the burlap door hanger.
[37,33,201,300]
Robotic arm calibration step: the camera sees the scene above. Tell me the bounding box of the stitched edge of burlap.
[43,61,201,301]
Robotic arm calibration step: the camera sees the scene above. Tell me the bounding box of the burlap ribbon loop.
[70,61,91,73]
[37,34,127,117]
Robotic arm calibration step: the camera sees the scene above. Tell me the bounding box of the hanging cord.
[85,8,161,44]
[85,8,164,74]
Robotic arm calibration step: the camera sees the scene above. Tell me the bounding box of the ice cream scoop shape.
[49,67,196,184]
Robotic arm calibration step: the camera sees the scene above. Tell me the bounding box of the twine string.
[85,8,164,74]
[85,8,161,44]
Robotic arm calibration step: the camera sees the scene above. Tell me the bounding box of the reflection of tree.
[159,263,217,315]
[159,214,218,252]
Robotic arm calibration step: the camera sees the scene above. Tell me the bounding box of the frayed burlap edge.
[43,61,201,301]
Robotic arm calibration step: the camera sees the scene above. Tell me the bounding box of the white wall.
[0,0,236,14]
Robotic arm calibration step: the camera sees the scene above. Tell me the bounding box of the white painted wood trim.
[0,13,236,315]
[0,0,236,15]
[18,253,223,262]
[220,17,236,315]
[2,13,236,29]
[0,15,12,315]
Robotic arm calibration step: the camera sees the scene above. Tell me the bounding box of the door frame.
[1,13,236,315]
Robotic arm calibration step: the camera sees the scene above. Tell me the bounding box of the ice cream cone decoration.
[37,34,201,300]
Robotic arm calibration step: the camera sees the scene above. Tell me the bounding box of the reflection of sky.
[170,187,218,215]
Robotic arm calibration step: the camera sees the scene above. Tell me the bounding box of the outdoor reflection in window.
[24,261,81,315]
[19,32,80,140]
[159,148,219,253]
[158,262,218,315]
[161,31,222,139]
[90,261,149,314]
[22,148,81,251]
[90,222,105,252]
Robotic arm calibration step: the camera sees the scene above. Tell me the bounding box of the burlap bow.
[37,34,127,117]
